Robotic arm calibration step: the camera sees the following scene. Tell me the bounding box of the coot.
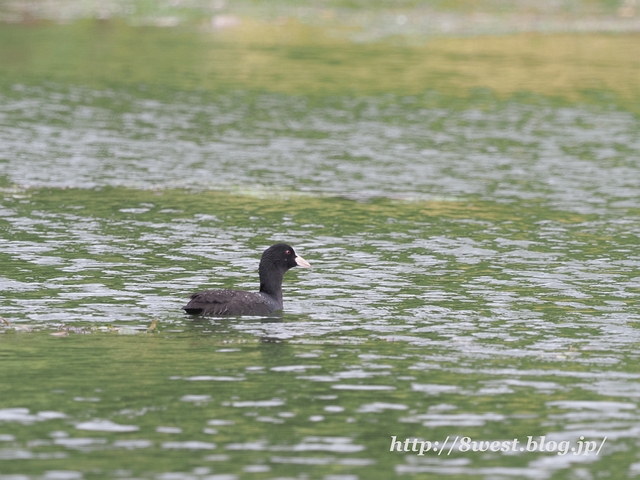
[183,243,311,316]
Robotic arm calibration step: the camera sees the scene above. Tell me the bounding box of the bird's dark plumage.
[183,243,310,316]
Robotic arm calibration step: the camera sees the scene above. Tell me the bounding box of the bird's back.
[183,289,280,316]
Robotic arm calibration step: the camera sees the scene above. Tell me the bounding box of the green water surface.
[1,4,639,479]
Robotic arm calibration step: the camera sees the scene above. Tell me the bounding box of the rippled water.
[3,84,639,213]
[1,23,640,480]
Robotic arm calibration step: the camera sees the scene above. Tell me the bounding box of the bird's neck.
[258,264,285,303]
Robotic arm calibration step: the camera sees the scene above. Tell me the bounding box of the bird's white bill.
[295,255,311,268]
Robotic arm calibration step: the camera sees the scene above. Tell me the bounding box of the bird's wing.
[183,290,272,316]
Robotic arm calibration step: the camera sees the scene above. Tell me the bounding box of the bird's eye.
[285,250,291,255]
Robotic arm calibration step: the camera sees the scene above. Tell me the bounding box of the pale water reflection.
[1,85,639,214]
